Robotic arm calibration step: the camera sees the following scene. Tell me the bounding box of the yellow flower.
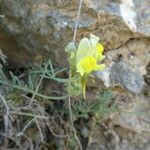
[96,43,105,61]
[77,56,105,76]
[75,34,106,99]
[96,43,104,53]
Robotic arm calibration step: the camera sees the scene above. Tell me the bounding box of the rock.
[87,94,150,150]
[86,0,150,36]
[95,61,145,94]
[112,94,150,132]
[95,38,150,94]
[110,62,144,94]
[111,94,150,150]
[0,0,149,67]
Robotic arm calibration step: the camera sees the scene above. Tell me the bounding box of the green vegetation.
[0,59,117,149]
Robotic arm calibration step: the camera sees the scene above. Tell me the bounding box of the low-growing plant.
[65,34,105,99]
[0,57,119,150]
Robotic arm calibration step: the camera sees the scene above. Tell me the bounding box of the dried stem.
[73,0,83,43]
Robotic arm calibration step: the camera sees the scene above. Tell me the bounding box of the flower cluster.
[76,34,105,76]
[75,34,105,99]
[65,34,105,99]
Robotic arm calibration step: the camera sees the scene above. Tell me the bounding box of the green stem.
[81,74,88,100]
[0,80,68,100]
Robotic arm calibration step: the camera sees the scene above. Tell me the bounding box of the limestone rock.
[110,62,144,94]
[87,94,150,150]
[0,0,149,67]
[95,38,150,94]
[95,61,144,94]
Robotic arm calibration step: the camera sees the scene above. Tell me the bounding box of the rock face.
[0,0,149,66]
[95,38,150,93]
[110,62,144,94]
[0,0,150,149]
[86,93,150,150]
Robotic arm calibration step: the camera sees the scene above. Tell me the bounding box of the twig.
[18,134,34,150]
[1,134,21,149]
[0,93,9,112]
[17,119,36,140]
[35,118,44,142]
[67,0,84,149]
[19,118,35,135]
[49,115,70,138]
[11,111,49,119]
[73,0,83,43]
[48,125,69,138]
[0,94,13,134]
